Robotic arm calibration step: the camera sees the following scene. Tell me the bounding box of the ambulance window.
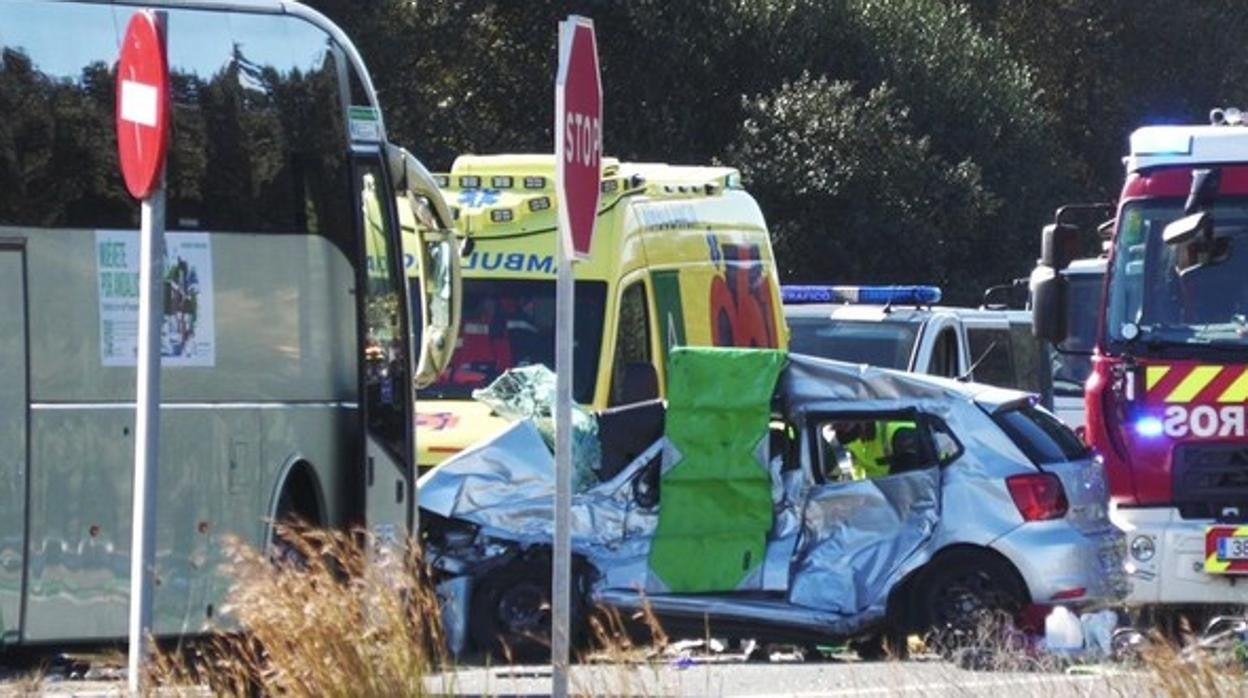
[611,282,653,406]
[930,328,959,378]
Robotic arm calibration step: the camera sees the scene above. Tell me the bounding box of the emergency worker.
[829,420,918,480]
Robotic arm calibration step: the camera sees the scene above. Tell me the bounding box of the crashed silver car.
[419,348,1127,658]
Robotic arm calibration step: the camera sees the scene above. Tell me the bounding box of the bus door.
[0,245,27,643]
[354,153,415,542]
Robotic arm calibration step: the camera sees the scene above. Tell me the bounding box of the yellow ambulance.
[408,154,787,469]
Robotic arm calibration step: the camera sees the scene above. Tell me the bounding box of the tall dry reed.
[150,525,447,697]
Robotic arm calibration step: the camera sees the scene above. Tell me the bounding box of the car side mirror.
[1030,264,1067,344]
[387,144,463,389]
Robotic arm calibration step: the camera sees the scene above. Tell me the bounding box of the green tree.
[728,75,995,300]
[961,0,1248,198]
[309,0,1076,301]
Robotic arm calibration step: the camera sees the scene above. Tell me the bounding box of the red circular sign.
[556,19,603,258]
[115,11,170,200]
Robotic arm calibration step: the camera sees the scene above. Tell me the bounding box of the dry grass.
[149,525,448,697]
[28,525,1248,698]
[1141,619,1248,698]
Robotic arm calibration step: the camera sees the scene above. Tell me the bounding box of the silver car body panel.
[420,353,1126,641]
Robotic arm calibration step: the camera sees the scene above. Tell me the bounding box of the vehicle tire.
[468,555,587,663]
[912,550,1027,655]
[269,476,319,569]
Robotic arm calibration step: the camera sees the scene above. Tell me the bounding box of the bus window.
[611,281,653,406]
[359,163,407,459]
[164,11,352,245]
[0,2,133,228]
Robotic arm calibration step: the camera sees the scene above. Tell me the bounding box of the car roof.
[785,303,1031,324]
[783,352,1034,412]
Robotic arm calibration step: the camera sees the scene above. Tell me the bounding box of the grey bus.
[0,0,459,646]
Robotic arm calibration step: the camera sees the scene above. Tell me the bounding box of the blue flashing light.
[781,285,942,306]
[1134,416,1165,438]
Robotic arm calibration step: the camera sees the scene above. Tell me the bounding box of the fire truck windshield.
[1106,199,1248,351]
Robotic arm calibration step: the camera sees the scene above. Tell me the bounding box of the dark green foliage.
[728,76,995,300]
[306,0,1248,303]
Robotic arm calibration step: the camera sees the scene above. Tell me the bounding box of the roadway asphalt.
[2,654,1149,697]
[428,657,1145,697]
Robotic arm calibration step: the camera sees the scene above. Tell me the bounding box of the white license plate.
[1218,536,1248,561]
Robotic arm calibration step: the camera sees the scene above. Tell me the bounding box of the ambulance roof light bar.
[781,285,942,306]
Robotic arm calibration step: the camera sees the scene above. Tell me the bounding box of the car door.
[787,411,952,615]
[916,315,964,378]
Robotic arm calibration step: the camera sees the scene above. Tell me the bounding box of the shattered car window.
[814,414,936,482]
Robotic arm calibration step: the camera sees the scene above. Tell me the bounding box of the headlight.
[1130,535,1156,562]
[421,511,480,550]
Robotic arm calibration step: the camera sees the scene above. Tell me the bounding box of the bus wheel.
[270,467,321,569]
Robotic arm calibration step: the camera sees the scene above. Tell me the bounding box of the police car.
[783,285,1051,397]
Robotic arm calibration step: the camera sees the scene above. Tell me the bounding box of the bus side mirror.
[1041,222,1080,271]
[387,145,463,389]
[1030,264,1067,344]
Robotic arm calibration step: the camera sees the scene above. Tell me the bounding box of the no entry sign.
[555,17,602,259]
[115,10,170,200]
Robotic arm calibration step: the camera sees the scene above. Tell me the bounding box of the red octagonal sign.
[115,10,170,200]
[555,17,602,259]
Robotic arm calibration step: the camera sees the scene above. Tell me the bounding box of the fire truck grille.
[1174,444,1248,521]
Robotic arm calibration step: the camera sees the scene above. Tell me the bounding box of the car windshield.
[419,278,606,401]
[787,316,918,370]
[1106,199,1248,350]
[1051,271,1101,395]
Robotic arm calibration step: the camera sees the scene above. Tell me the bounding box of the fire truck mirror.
[1030,264,1068,345]
[1163,210,1210,246]
[1041,222,1080,271]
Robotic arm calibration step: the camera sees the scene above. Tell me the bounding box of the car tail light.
[1006,472,1069,521]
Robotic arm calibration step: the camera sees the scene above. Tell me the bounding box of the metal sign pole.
[127,182,165,694]
[552,20,573,698]
[553,228,574,698]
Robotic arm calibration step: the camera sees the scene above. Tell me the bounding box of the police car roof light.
[781,285,942,306]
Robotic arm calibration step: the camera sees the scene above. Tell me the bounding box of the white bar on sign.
[120,80,159,127]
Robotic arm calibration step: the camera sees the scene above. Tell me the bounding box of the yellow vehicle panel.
[411,154,787,469]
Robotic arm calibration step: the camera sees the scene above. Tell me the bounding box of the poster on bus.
[96,229,216,367]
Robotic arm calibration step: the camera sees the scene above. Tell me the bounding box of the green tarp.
[649,347,786,593]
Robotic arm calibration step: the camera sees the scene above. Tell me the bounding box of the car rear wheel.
[912,550,1027,653]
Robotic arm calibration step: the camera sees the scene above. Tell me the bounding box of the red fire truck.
[1033,109,1248,608]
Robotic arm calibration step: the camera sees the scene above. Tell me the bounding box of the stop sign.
[115,10,170,200]
[555,17,602,259]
